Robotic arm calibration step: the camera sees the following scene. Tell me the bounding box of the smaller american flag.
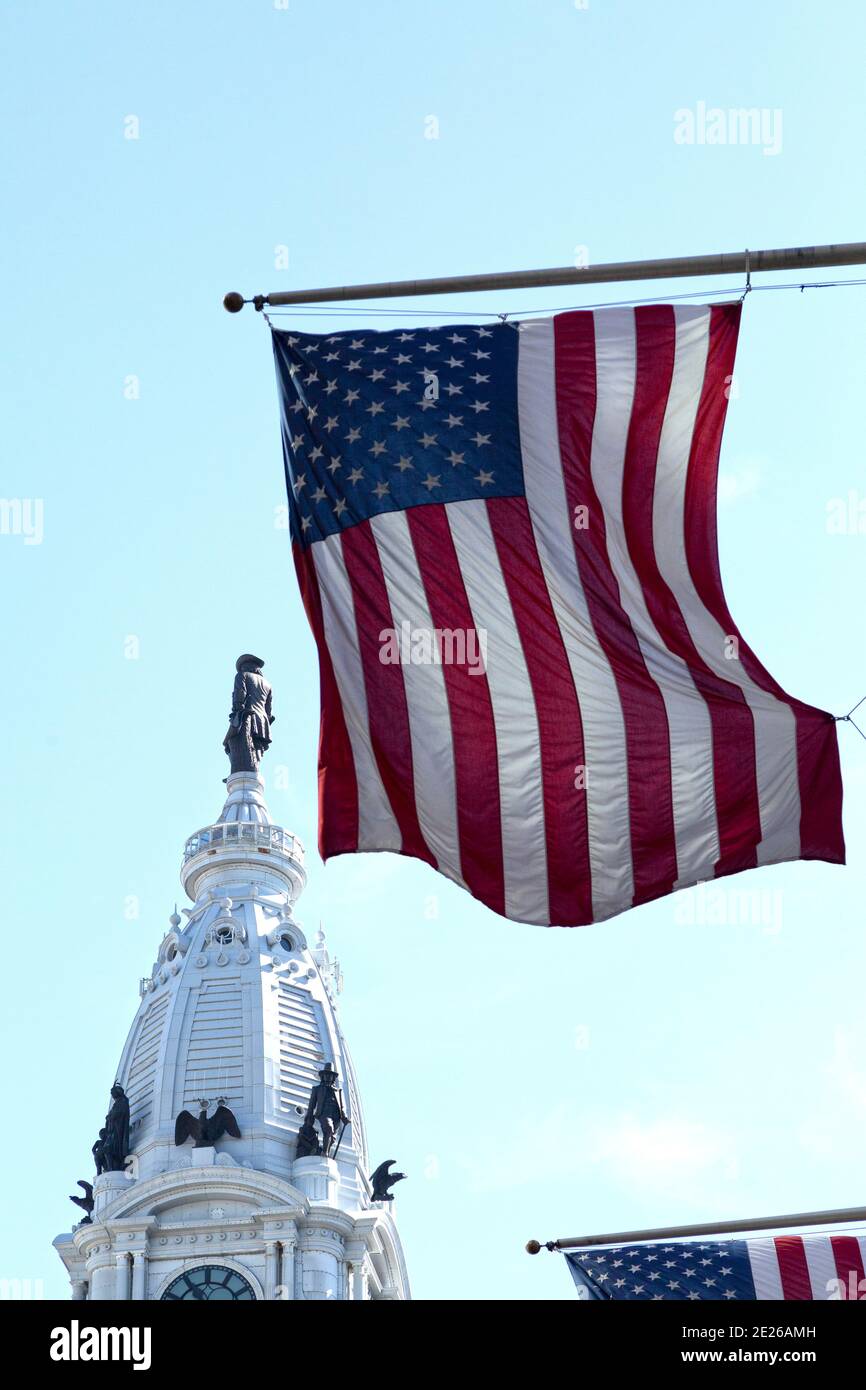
[566,1232,866,1301]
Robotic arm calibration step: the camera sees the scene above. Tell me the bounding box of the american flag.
[272,305,844,927]
[566,1232,866,1300]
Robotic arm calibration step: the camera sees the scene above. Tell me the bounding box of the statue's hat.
[236,653,265,672]
[319,1062,338,1078]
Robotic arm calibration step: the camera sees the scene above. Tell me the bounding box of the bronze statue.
[174,1098,241,1148]
[369,1160,407,1203]
[302,1063,349,1159]
[92,1128,108,1176]
[101,1084,130,1173]
[295,1117,321,1159]
[69,1180,94,1224]
[223,654,275,772]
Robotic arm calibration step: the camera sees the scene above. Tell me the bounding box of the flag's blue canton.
[566,1241,758,1301]
[272,322,523,548]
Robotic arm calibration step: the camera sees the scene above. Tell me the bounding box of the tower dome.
[53,658,410,1301]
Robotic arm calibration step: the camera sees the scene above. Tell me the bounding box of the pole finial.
[223,292,245,313]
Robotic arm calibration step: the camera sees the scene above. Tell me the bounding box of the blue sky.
[2,0,865,1301]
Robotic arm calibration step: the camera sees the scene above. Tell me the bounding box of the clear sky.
[2,0,865,1301]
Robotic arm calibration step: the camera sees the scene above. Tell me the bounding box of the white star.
[347,467,364,484]
[326,456,341,474]
[323,416,339,433]
[444,382,463,396]
[324,379,338,395]
[333,498,347,518]
[475,326,492,337]
[372,345,388,354]
[300,515,312,532]
[397,332,415,342]
[471,372,490,384]
[366,401,385,416]
[391,380,411,394]
[471,432,491,447]
[345,427,361,444]
[723,1290,737,1300]
[422,473,441,491]
[346,358,362,372]
[447,451,465,467]
[303,371,319,385]
[445,413,464,428]
[420,342,439,354]
[290,433,305,451]
[344,388,360,405]
[396,455,413,471]
[312,486,326,503]
[419,432,438,448]
[369,368,386,382]
[349,338,365,349]
[470,399,489,413]
[393,352,412,364]
[305,404,318,421]
[472,349,491,361]
[309,445,324,462]
[445,356,464,369]
[323,351,340,362]
[475,469,494,487]
[448,332,466,344]
[369,440,387,457]
[392,415,410,431]
[292,473,307,495]
[373,480,390,499]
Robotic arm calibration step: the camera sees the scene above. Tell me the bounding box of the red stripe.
[623,306,761,877]
[339,521,436,866]
[407,505,506,916]
[684,303,844,866]
[774,1237,813,1299]
[830,1236,866,1299]
[293,543,359,858]
[486,495,593,925]
[554,309,678,905]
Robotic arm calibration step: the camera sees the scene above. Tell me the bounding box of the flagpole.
[223,239,866,312]
[526,1203,866,1254]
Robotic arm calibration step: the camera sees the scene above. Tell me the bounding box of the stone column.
[279,1239,295,1301]
[70,1279,88,1301]
[264,1240,280,1300]
[131,1251,147,1301]
[114,1252,131,1300]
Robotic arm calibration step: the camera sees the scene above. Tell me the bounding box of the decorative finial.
[223,655,275,773]
[223,291,245,314]
[169,904,181,930]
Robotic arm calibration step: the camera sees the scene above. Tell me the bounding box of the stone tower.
[53,659,409,1301]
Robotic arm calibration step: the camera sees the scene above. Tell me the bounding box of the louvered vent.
[125,992,170,1130]
[277,981,325,1112]
[183,978,244,1106]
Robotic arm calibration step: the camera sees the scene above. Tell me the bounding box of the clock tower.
[53,657,410,1301]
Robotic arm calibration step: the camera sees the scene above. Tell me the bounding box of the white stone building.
[53,767,410,1301]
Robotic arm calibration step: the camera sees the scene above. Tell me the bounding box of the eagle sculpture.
[174,1098,241,1148]
[69,1179,94,1223]
[369,1159,407,1203]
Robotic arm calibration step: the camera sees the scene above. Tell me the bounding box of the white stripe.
[312,535,402,852]
[746,1237,785,1300]
[517,317,633,920]
[369,511,465,887]
[802,1235,839,1300]
[591,309,720,886]
[445,499,550,924]
[653,306,801,867]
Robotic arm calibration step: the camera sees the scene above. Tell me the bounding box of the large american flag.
[566,1232,866,1300]
[272,304,844,927]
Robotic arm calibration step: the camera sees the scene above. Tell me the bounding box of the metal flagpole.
[223,239,866,312]
[526,1203,866,1254]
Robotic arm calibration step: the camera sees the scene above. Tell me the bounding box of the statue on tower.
[223,654,275,773]
[95,1083,130,1173]
[300,1063,350,1159]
